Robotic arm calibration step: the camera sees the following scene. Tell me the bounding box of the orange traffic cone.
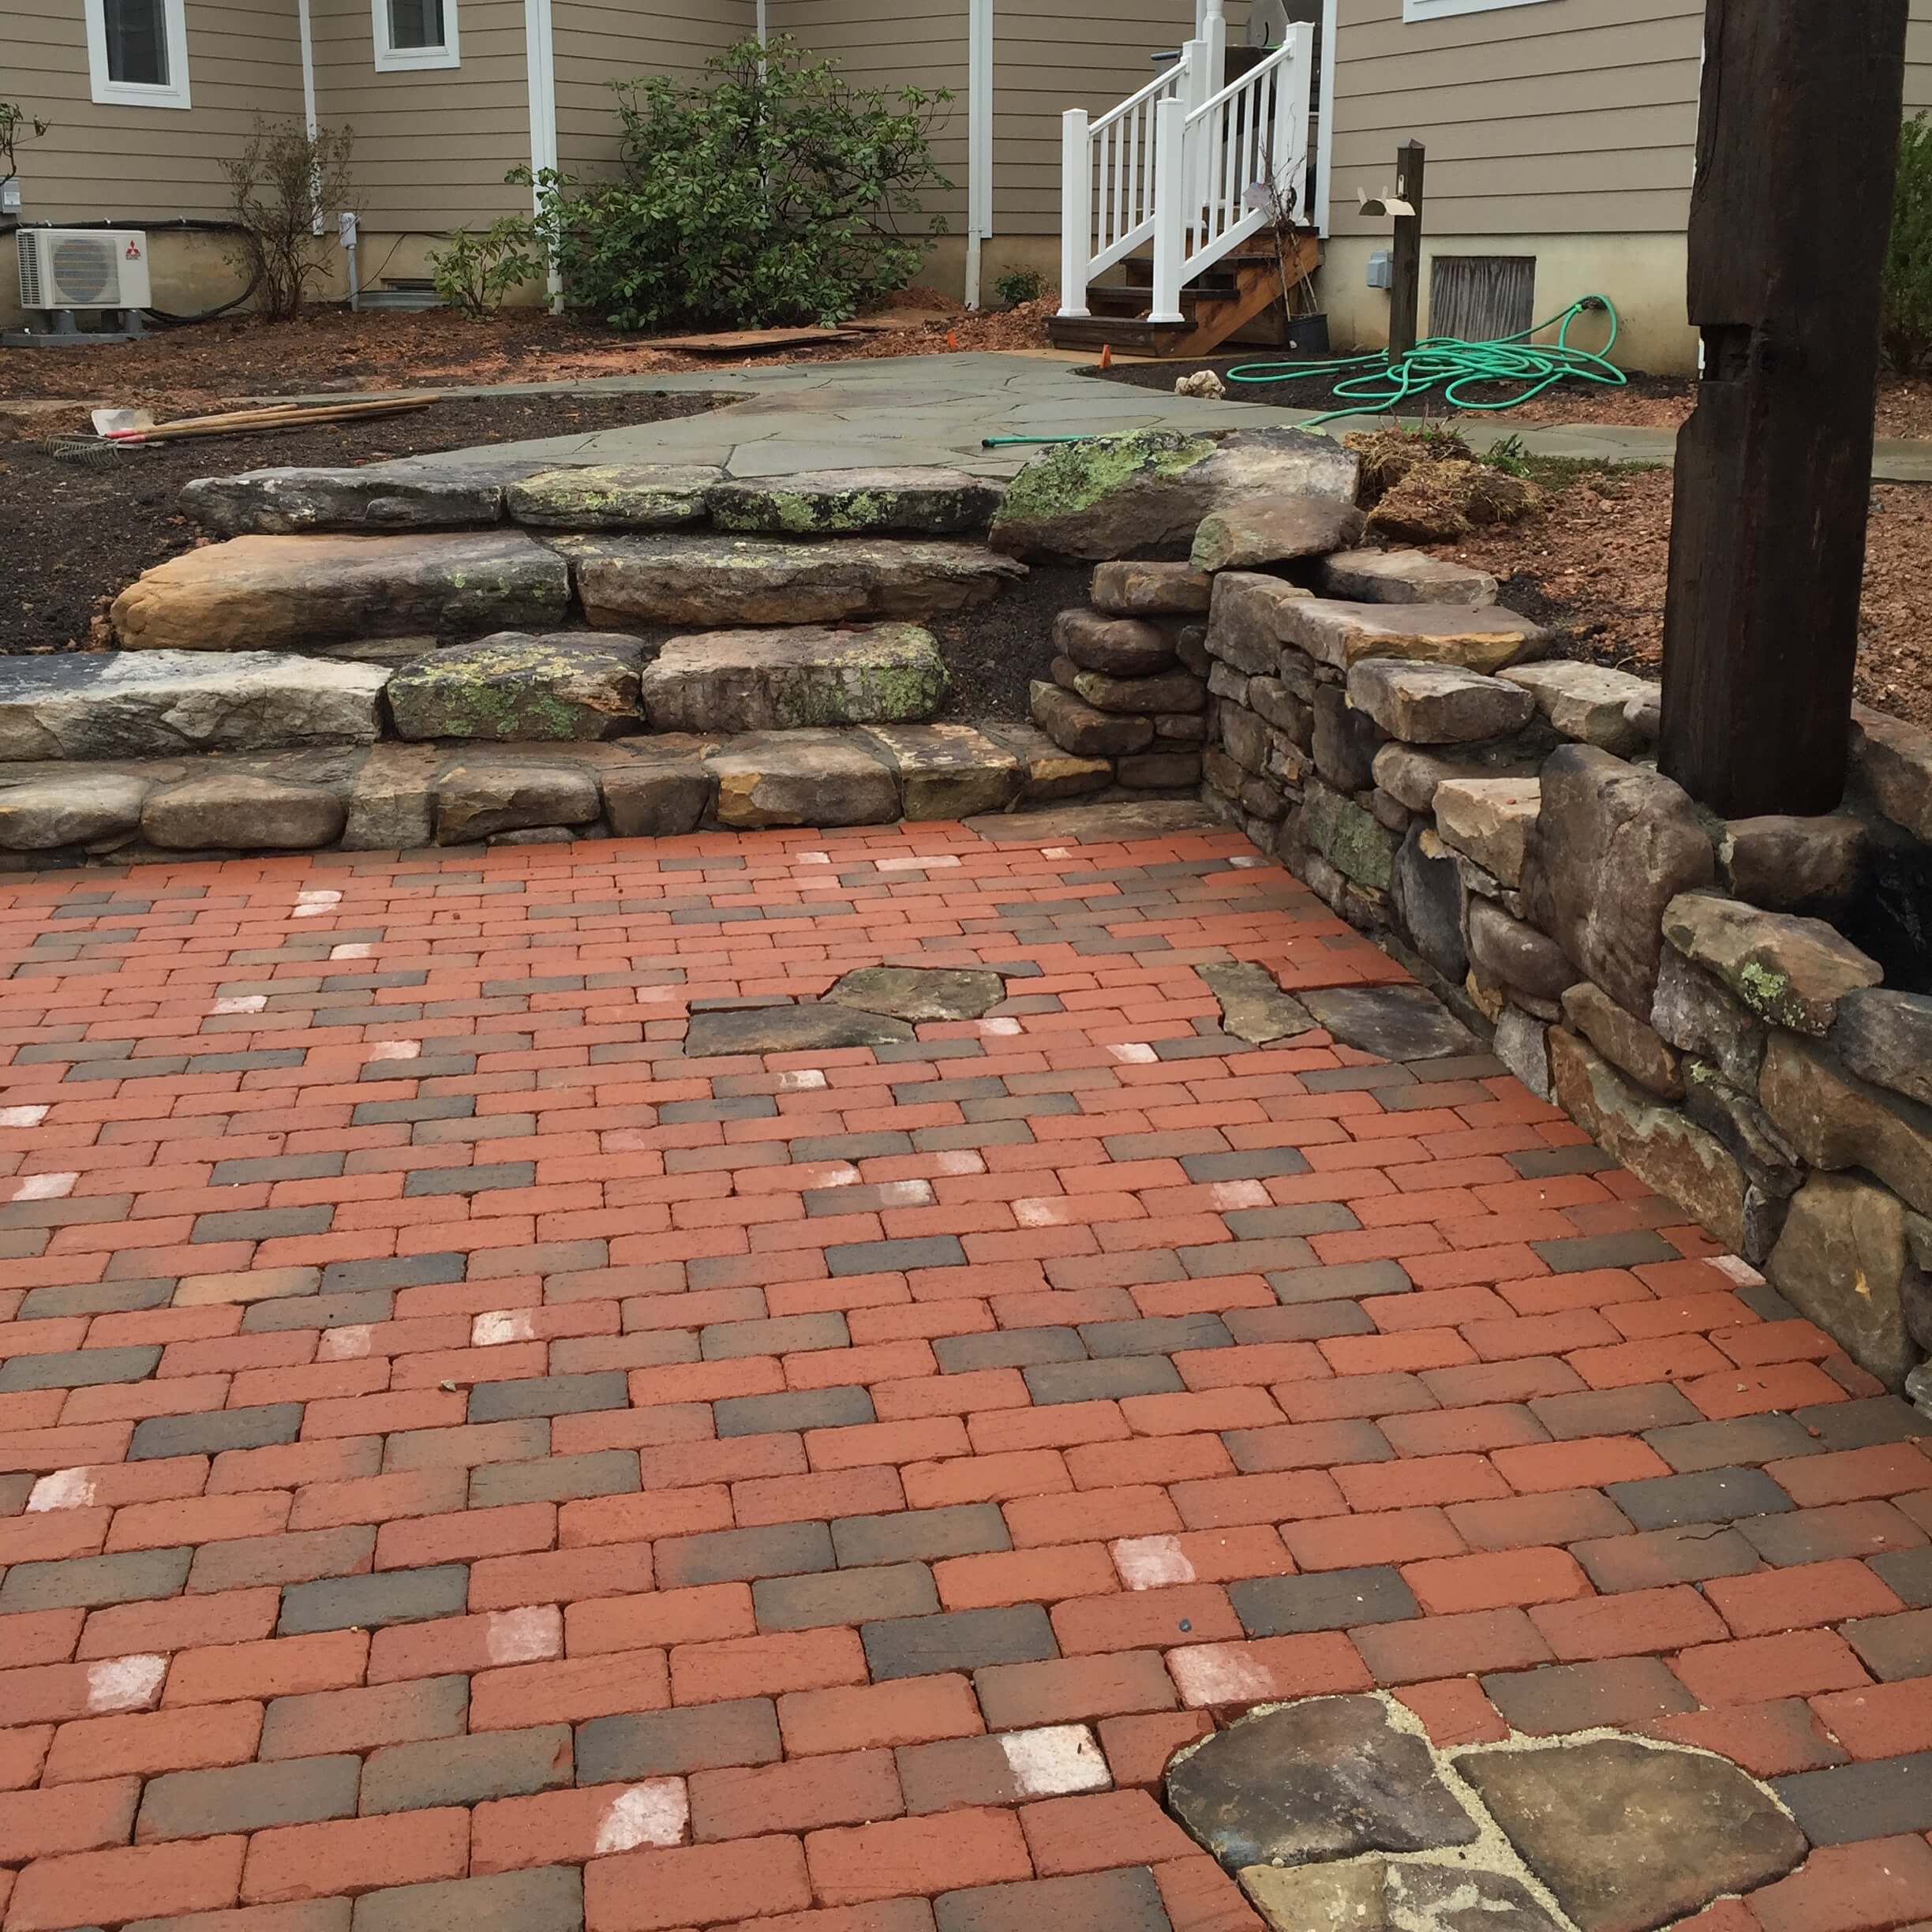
[1099,344,1114,371]
[946,329,959,350]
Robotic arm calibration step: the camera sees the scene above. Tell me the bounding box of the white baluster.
[1150,95,1186,324]
[1059,107,1091,317]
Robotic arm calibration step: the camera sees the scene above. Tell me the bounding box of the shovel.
[91,407,156,437]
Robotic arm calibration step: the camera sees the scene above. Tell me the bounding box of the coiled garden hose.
[1225,296,1627,426]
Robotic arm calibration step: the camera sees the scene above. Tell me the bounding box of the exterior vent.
[15,230,154,311]
[1429,254,1535,345]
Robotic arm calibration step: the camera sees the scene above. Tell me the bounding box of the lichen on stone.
[994,429,1216,526]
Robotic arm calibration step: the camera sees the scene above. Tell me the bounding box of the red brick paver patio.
[1,813,1928,1932]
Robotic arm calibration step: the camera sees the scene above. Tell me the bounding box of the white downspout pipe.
[298,0,318,142]
[298,0,322,247]
[524,0,560,308]
[756,0,769,46]
[966,0,993,309]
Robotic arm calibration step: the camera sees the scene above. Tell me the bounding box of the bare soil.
[0,295,1060,417]
[1431,465,1932,732]
[0,389,724,654]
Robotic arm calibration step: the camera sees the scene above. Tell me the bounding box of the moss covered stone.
[707,468,1005,537]
[639,624,949,733]
[505,464,721,530]
[989,425,1358,562]
[386,633,648,743]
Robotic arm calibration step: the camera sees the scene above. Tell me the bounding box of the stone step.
[638,625,949,733]
[556,533,1028,627]
[0,651,390,761]
[110,532,571,653]
[180,461,1006,539]
[0,721,1165,862]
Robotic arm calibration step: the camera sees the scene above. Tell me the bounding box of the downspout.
[756,0,768,47]
[524,0,561,309]
[297,0,318,143]
[298,0,321,244]
[966,0,992,309]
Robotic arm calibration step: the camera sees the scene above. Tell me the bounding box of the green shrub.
[221,116,357,322]
[429,215,548,319]
[993,264,1046,309]
[1884,113,1932,376]
[538,36,951,333]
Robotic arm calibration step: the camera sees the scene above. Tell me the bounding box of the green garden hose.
[1225,296,1627,426]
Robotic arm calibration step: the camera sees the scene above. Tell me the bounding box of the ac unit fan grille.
[51,237,119,306]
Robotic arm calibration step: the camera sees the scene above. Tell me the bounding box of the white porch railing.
[1058,10,1315,330]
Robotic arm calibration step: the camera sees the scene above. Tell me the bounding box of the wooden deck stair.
[1047,232,1321,359]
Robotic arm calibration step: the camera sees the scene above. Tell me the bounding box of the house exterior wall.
[1322,0,1932,373]
[309,0,532,234]
[554,1,751,185]
[2,0,305,322]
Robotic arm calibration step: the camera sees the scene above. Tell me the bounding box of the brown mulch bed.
[0,294,1058,414]
[1428,466,1932,731]
[0,389,724,656]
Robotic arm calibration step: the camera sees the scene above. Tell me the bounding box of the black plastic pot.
[1283,313,1330,354]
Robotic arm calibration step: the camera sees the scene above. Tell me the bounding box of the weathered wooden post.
[1657,0,1909,818]
[1387,140,1425,360]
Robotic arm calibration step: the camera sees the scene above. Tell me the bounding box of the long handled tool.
[46,393,440,464]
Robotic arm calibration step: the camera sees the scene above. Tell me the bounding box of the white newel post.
[1150,95,1187,324]
[1180,35,1210,245]
[1203,0,1227,96]
[1058,108,1091,317]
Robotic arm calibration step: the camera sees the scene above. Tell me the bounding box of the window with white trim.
[1402,0,1555,22]
[373,0,459,71]
[85,0,193,110]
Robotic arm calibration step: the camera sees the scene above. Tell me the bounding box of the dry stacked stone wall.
[1186,567,1932,1409]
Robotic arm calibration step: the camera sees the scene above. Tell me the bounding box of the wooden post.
[1657,0,1908,818]
[1387,140,1425,359]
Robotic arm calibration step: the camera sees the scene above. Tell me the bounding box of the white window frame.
[373,0,460,73]
[85,0,193,110]
[1402,0,1554,22]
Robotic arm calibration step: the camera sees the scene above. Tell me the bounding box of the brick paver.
[2,814,1928,1931]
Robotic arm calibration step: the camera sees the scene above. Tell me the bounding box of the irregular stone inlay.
[1301,986,1481,1062]
[1241,1858,1565,1932]
[1198,962,1317,1045]
[1165,1696,1481,1872]
[823,966,1007,1024]
[1163,1694,1814,1932]
[1453,1736,1808,1932]
[685,1004,915,1056]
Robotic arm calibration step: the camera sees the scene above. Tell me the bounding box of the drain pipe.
[756,0,768,46]
[966,0,993,309]
[524,0,561,309]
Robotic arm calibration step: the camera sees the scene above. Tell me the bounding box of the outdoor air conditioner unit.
[16,229,153,313]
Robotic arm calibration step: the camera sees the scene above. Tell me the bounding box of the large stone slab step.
[110,531,571,653]
[0,651,390,761]
[556,533,1028,627]
[638,625,949,733]
[179,460,1005,539]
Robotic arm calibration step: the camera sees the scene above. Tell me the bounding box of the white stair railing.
[1160,24,1314,320]
[1061,19,1314,335]
[1058,52,1193,319]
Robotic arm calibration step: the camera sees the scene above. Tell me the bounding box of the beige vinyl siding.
[766,0,968,227]
[1908,8,1932,113]
[554,1,751,182]
[3,0,305,223]
[310,0,530,234]
[991,3,1248,237]
[1328,0,1704,241]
